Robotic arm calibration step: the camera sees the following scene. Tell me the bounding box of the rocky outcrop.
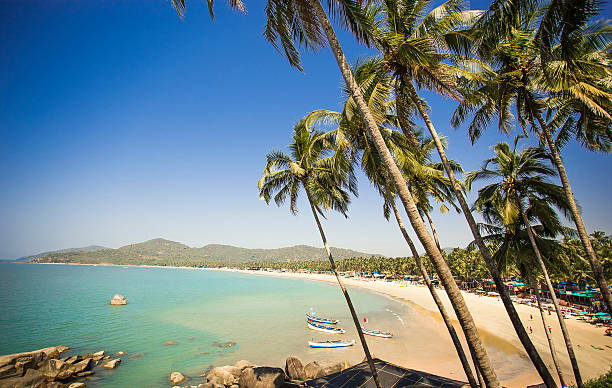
[233,360,256,371]
[206,366,238,386]
[0,346,101,388]
[284,357,305,381]
[238,367,285,388]
[109,294,127,305]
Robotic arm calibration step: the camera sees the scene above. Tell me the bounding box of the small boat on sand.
[309,340,355,348]
[307,322,346,334]
[306,314,339,325]
[362,327,393,338]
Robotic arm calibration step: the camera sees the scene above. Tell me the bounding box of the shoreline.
[16,262,612,387]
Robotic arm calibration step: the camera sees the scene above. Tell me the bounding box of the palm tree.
[466,137,582,386]
[257,120,382,388]
[308,60,480,387]
[369,1,554,384]
[453,0,612,319]
[172,1,499,385]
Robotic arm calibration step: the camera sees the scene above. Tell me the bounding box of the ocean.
[0,263,411,387]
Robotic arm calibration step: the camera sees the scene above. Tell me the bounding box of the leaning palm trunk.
[307,1,500,386]
[390,200,480,388]
[424,209,442,251]
[402,80,556,387]
[528,273,567,387]
[305,190,382,388]
[518,202,583,387]
[534,112,612,315]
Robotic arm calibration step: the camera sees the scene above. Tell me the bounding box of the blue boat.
[362,327,393,338]
[306,313,339,325]
[309,339,355,348]
[307,322,346,334]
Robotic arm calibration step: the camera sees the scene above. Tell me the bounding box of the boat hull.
[306,314,339,325]
[362,327,393,338]
[307,322,346,334]
[308,340,355,348]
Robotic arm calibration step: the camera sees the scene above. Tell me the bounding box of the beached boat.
[306,314,339,325]
[362,327,393,338]
[308,340,355,348]
[307,322,346,334]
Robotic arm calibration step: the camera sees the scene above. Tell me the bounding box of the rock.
[102,358,121,369]
[303,361,326,380]
[164,340,178,345]
[129,352,145,360]
[0,368,46,388]
[77,371,95,377]
[234,360,256,370]
[116,351,126,356]
[206,366,237,386]
[110,294,127,305]
[221,365,241,378]
[323,361,348,375]
[40,358,75,380]
[212,341,236,348]
[72,358,94,374]
[56,345,70,355]
[0,347,53,379]
[230,385,239,388]
[64,355,80,364]
[198,383,214,388]
[239,367,285,388]
[69,383,86,388]
[169,371,188,385]
[90,351,105,361]
[285,356,305,381]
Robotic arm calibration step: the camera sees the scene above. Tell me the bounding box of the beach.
[223,268,612,387]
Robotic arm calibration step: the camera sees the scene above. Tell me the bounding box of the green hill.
[30,238,380,266]
[18,245,108,261]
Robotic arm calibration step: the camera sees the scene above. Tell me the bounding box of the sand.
[224,268,612,387]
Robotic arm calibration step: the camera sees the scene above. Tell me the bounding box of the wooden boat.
[308,340,355,348]
[307,322,346,334]
[306,314,339,325]
[362,327,393,338]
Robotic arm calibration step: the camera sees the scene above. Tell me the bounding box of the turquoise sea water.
[0,263,408,387]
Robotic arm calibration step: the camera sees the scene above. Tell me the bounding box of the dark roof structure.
[305,359,469,388]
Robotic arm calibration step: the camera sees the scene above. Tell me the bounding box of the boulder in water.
[206,367,237,386]
[164,340,178,345]
[285,356,305,381]
[303,361,326,380]
[68,383,86,388]
[169,371,188,385]
[102,359,121,369]
[109,294,127,305]
[239,366,285,388]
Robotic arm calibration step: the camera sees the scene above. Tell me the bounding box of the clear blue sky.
[1,1,610,259]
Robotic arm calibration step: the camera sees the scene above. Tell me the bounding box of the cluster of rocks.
[170,356,350,388]
[0,346,123,388]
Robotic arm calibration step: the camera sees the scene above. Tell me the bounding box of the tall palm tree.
[172,1,499,385]
[369,1,555,384]
[466,137,582,386]
[453,0,612,318]
[257,120,382,388]
[308,60,480,387]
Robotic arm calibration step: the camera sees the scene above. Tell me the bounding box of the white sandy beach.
[223,268,612,387]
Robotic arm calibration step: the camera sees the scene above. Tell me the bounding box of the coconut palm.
[453,0,612,321]
[307,60,481,386]
[172,1,499,385]
[257,120,382,387]
[368,1,553,384]
[466,137,582,386]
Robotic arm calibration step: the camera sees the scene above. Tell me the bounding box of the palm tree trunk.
[394,81,420,149]
[424,209,442,252]
[534,112,612,315]
[402,79,556,387]
[305,189,382,388]
[390,199,480,388]
[528,273,567,387]
[307,1,500,386]
[518,201,583,387]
